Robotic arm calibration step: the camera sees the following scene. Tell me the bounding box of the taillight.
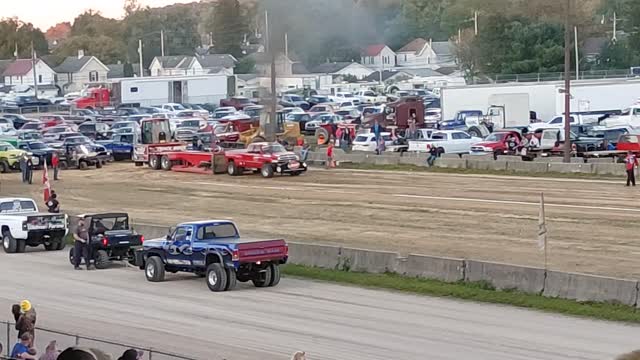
[284,244,289,256]
[140,235,144,243]
[102,237,108,246]
[232,249,239,261]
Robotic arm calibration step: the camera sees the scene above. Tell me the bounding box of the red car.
[225,142,307,178]
[470,130,522,159]
[39,115,65,128]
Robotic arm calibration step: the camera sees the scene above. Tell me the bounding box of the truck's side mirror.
[166,227,173,240]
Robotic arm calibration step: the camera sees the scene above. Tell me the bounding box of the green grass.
[338,162,624,180]
[282,264,640,323]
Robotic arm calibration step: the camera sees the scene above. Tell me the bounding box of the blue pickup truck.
[96,133,135,161]
[135,220,288,292]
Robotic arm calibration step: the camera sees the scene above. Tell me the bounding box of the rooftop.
[3,59,34,77]
[198,54,237,69]
[54,56,93,73]
[398,38,428,55]
[363,44,388,57]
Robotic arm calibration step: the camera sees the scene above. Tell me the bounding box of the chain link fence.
[1,321,198,360]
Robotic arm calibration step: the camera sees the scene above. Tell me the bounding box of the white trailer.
[111,75,232,107]
[441,79,640,123]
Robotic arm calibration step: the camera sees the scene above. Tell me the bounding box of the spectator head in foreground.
[20,300,32,313]
[617,350,640,360]
[39,340,59,360]
[58,347,112,360]
[11,333,34,359]
[117,349,143,360]
[291,351,306,360]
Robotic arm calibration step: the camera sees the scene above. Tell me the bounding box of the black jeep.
[68,213,144,269]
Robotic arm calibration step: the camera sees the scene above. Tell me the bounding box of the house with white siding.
[149,56,203,76]
[54,51,110,92]
[2,58,56,86]
[361,44,396,68]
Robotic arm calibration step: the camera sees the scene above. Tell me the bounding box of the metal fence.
[491,69,637,83]
[1,321,198,360]
[0,104,70,115]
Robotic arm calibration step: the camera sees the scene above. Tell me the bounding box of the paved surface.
[0,250,638,360]
[1,163,639,278]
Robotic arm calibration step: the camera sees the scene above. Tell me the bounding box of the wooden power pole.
[563,0,572,163]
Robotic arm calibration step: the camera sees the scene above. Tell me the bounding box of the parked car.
[308,104,337,115]
[354,90,386,105]
[175,110,208,119]
[335,109,361,123]
[409,130,481,155]
[304,114,343,134]
[280,94,310,110]
[161,103,186,114]
[78,122,112,140]
[19,122,44,132]
[40,115,65,128]
[352,132,394,152]
[174,119,209,142]
[96,133,135,161]
[1,114,35,129]
[330,92,360,106]
[0,142,27,173]
[134,220,288,292]
[16,141,56,166]
[307,95,330,107]
[220,96,253,110]
[213,106,237,119]
[285,113,312,130]
[424,108,442,128]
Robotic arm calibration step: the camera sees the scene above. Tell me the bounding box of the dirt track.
[2,163,639,278]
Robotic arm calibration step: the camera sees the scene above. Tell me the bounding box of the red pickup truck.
[225,142,307,178]
[470,130,522,159]
[220,96,253,110]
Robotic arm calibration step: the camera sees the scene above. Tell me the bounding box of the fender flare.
[204,250,225,267]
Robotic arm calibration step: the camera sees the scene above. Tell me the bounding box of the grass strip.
[336,162,624,180]
[282,264,640,323]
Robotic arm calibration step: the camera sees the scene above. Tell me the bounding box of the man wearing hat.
[14,300,36,347]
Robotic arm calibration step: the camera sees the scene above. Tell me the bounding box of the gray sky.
[6,0,198,30]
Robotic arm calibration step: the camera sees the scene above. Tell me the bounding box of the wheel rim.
[208,271,218,286]
[227,163,234,175]
[3,236,8,249]
[162,157,168,168]
[146,262,155,278]
[262,168,268,177]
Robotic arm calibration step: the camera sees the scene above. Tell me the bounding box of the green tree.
[0,18,48,59]
[162,6,201,56]
[54,34,126,64]
[122,6,163,66]
[208,0,245,58]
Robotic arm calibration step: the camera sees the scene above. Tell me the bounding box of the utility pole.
[563,0,572,163]
[161,30,165,57]
[284,32,288,58]
[574,26,579,81]
[264,10,269,52]
[474,11,479,36]
[264,10,276,142]
[138,39,144,78]
[31,42,38,99]
[612,12,617,42]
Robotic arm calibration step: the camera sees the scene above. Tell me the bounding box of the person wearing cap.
[11,333,36,359]
[15,300,36,347]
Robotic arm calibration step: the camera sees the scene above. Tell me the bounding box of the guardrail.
[1,321,198,360]
[491,69,637,83]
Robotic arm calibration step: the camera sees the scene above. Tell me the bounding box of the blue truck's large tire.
[268,263,281,287]
[145,256,165,282]
[252,265,272,288]
[206,263,227,292]
[225,267,237,291]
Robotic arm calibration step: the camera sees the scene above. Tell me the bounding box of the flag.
[538,192,547,251]
[43,159,51,202]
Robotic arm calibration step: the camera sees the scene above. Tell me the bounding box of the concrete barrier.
[497,155,522,162]
[547,163,593,174]
[336,152,366,163]
[435,158,467,169]
[374,155,400,166]
[587,157,615,164]
[506,161,549,173]
[399,156,428,167]
[404,254,465,283]
[462,154,493,161]
[593,163,626,176]
[467,160,508,171]
[339,247,400,273]
[133,223,169,239]
[543,271,639,306]
[441,154,462,160]
[288,242,341,269]
[465,260,546,294]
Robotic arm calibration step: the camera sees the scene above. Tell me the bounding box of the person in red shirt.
[625,151,638,187]
[326,140,335,169]
[51,152,60,181]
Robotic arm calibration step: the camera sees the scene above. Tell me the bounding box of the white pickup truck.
[408,130,481,155]
[0,197,68,253]
[354,90,387,105]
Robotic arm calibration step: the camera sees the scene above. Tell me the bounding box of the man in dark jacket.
[73,218,92,270]
[15,300,36,347]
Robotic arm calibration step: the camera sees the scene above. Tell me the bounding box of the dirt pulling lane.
[1,163,639,278]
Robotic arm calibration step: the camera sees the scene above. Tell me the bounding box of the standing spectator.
[300,143,310,163]
[11,333,36,359]
[372,120,382,141]
[340,127,350,152]
[376,137,386,155]
[16,300,36,346]
[625,151,638,187]
[39,340,59,360]
[46,192,60,213]
[407,116,417,139]
[20,153,28,183]
[26,156,33,184]
[73,218,92,270]
[427,145,439,167]
[326,140,335,169]
[51,152,60,181]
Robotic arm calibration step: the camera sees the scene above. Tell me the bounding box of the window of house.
[38,75,42,83]
[89,71,98,82]
[404,54,407,61]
